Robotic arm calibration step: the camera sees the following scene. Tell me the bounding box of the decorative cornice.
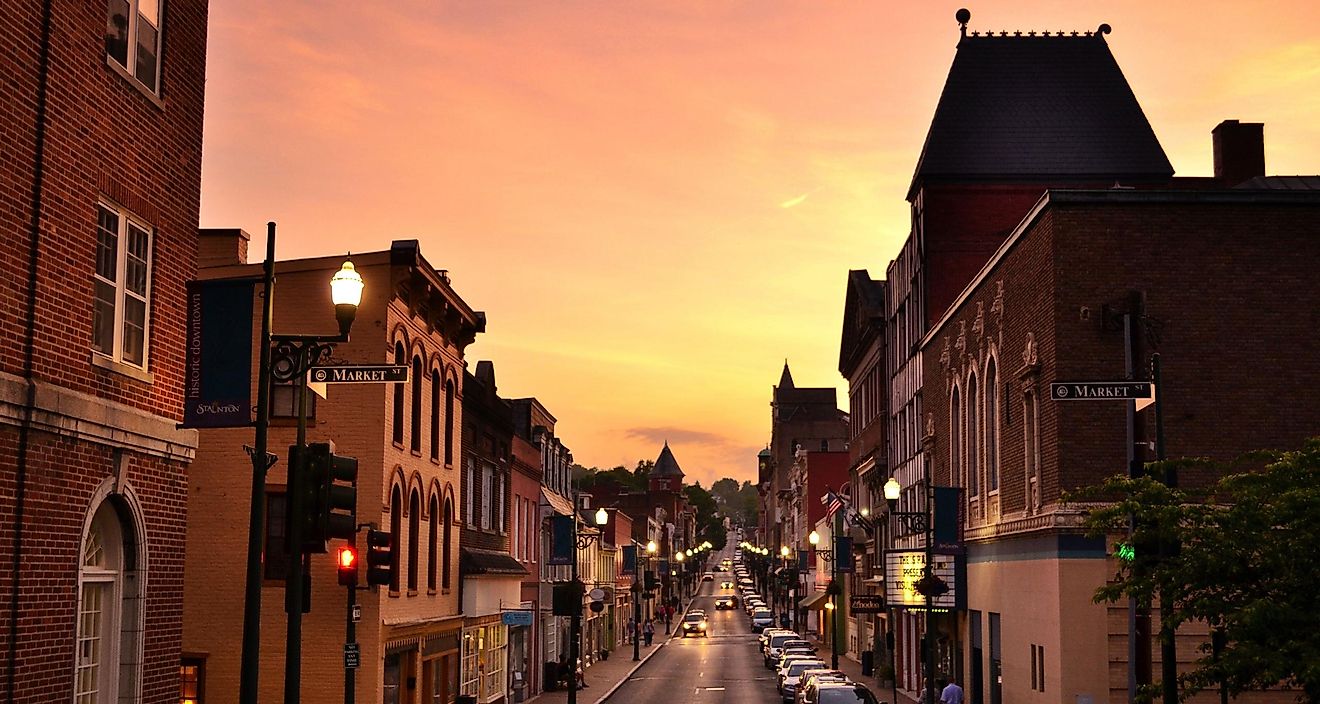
[962,505,1090,542]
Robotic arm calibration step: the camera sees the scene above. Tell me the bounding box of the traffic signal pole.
[285,359,310,704]
[345,576,356,704]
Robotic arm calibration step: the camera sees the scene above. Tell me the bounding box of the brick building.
[836,270,889,669]
[1,1,209,702]
[459,362,526,704]
[183,237,483,704]
[759,364,849,557]
[508,424,543,700]
[920,182,1320,704]
[878,19,1177,698]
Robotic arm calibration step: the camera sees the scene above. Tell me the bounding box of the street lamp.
[809,529,840,669]
[884,475,940,704]
[240,221,362,704]
[633,540,658,661]
[567,506,610,704]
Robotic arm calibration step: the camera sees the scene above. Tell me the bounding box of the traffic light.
[322,450,358,541]
[337,545,359,587]
[302,442,358,549]
[365,529,393,587]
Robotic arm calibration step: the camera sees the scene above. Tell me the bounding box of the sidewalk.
[803,634,919,704]
[526,596,695,704]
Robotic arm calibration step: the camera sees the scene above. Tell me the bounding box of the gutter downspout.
[8,0,56,701]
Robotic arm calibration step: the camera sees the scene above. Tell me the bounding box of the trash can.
[543,662,560,691]
[861,650,874,677]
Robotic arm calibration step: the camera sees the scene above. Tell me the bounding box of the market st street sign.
[310,365,408,384]
[1050,381,1152,401]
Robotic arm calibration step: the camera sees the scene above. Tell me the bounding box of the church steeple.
[778,360,795,390]
[649,442,684,494]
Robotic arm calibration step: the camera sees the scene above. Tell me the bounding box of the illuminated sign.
[884,550,959,609]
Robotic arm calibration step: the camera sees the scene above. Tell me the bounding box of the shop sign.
[884,550,959,609]
[502,610,534,627]
[850,594,886,613]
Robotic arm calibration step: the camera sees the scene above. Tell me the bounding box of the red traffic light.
[337,546,359,587]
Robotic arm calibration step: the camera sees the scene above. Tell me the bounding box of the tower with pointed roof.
[649,441,685,494]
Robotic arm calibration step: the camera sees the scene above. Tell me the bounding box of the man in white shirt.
[940,677,965,704]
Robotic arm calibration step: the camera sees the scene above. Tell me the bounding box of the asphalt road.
[606,544,790,703]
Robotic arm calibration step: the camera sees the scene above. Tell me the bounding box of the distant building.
[760,364,848,555]
[509,421,544,700]
[1,1,209,701]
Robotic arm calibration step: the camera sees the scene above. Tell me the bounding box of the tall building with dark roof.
[883,10,1179,699]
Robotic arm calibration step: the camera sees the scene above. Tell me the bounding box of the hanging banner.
[548,515,574,565]
[181,279,255,428]
[621,545,637,574]
[834,537,854,572]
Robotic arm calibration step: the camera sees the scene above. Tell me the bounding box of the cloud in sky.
[200,1,1320,487]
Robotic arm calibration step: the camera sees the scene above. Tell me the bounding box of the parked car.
[777,659,828,697]
[750,609,774,632]
[793,670,849,704]
[764,632,806,665]
[801,682,881,704]
[774,647,817,671]
[759,628,795,652]
[680,611,709,638]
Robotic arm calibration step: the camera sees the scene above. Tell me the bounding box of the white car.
[750,609,774,632]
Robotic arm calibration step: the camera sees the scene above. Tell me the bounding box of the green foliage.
[1073,438,1320,701]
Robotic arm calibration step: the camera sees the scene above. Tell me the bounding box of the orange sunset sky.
[199,1,1320,488]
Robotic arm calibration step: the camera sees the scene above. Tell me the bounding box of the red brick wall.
[1,0,208,417]
[923,194,1320,512]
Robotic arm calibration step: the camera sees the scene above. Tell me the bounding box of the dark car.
[680,611,709,637]
[714,596,737,609]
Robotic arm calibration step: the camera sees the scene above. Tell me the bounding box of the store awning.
[461,548,529,576]
[542,487,575,516]
[799,590,830,610]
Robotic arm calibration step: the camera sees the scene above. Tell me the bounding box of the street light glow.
[883,477,902,502]
[808,530,820,546]
[594,507,609,526]
[646,540,657,554]
[329,259,365,306]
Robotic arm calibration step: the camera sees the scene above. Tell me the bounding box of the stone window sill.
[91,353,154,384]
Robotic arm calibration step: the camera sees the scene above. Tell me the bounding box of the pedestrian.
[940,676,964,704]
[576,658,589,689]
[643,619,655,645]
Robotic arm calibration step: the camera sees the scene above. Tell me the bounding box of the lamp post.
[239,223,363,704]
[809,530,840,670]
[568,506,609,704]
[633,540,657,661]
[884,475,938,704]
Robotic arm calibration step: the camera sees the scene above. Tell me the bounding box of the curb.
[596,594,699,703]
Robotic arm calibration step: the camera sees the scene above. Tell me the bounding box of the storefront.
[461,618,509,704]
[383,618,463,704]
[503,606,535,703]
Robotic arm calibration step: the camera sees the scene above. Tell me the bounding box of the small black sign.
[850,594,886,614]
[344,642,360,669]
[310,365,409,384]
[1050,381,1152,401]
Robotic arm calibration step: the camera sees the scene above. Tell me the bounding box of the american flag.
[821,489,845,518]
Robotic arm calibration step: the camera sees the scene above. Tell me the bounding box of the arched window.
[430,369,440,461]
[408,489,420,592]
[968,373,980,497]
[986,357,999,493]
[389,486,402,593]
[442,498,453,589]
[950,386,962,490]
[410,357,423,453]
[443,378,455,465]
[392,343,405,445]
[75,496,142,704]
[428,494,439,592]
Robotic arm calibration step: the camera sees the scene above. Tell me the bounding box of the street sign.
[588,588,606,601]
[1050,381,1152,401]
[310,365,408,384]
[351,604,362,623]
[850,594,886,614]
[344,642,360,669]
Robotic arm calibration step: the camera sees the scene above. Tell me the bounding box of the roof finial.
[1097,23,1112,36]
[956,8,971,37]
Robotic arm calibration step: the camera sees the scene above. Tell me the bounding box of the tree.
[1076,438,1320,701]
[684,482,727,551]
[711,478,741,507]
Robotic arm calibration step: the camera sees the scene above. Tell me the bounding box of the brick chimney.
[197,228,250,267]
[1212,120,1265,187]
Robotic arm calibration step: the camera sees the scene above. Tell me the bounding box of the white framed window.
[465,459,476,527]
[93,203,152,370]
[481,465,493,531]
[104,0,162,92]
[75,496,143,704]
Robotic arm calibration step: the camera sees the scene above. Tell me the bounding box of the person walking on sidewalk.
[939,677,964,704]
[643,619,655,646]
